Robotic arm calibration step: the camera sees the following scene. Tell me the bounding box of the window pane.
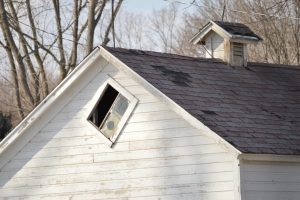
[112,95,129,116]
[100,94,129,139]
[88,85,118,127]
[100,112,121,138]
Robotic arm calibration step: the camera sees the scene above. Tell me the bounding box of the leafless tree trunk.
[0,0,124,124]
[52,0,67,80]
[0,0,35,107]
[0,39,24,119]
[102,0,124,46]
[7,1,41,105]
[26,0,49,96]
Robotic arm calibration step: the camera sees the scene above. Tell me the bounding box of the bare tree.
[115,11,148,49]
[0,0,124,124]
[174,0,300,64]
[149,3,179,53]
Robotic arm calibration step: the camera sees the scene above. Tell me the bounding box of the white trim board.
[239,153,300,163]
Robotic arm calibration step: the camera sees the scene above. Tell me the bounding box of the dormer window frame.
[84,77,138,146]
[232,42,244,59]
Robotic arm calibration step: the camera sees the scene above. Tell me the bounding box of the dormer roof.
[190,20,262,45]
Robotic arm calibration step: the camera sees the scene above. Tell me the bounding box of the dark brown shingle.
[105,46,300,155]
[214,21,262,40]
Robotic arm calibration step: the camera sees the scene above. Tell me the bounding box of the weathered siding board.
[242,161,300,200]
[205,32,224,59]
[0,62,236,199]
[0,153,233,180]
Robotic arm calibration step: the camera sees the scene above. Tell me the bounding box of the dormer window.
[86,78,138,145]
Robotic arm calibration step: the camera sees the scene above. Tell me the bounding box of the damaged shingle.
[201,110,218,115]
[152,65,191,87]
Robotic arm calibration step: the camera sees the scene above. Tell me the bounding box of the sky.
[123,0,170,13]
[123,0,194,13]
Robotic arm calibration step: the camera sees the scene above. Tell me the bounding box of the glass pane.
[88,85,118,127]
[112,95,129,116]
[100,94,129,139]
[100,112,121,139]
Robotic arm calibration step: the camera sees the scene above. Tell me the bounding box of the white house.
[0,21,300,200]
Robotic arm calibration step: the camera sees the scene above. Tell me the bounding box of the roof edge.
[189,21,212,44]
[100,45,241,156]
[239,153,300,163]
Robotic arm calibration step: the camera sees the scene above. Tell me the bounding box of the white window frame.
[84,77,138,146]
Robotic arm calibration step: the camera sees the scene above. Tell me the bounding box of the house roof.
[213,21,262,40]
[104,46,300,155]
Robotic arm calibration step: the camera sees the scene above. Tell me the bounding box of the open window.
[86,78,138,145]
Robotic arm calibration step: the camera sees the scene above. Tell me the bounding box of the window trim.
[84,77,138,146]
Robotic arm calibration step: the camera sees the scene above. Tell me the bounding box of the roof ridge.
[105,46,300,69]
[213,20,248,26]
[103,46,224,64]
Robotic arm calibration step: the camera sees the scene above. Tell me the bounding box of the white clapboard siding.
[0,62,236,199]
[242,161,300,200]
[1,166,233,189]
[0,152,233,180]
[0,187,235,200]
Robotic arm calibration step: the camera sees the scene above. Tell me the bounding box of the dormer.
[190,21,262,67]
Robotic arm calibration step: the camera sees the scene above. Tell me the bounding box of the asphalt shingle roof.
[105,47,300,155]
[214,21,262,40]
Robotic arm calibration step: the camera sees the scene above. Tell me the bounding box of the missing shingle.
[151,65,191,87]
[201,110,218,115]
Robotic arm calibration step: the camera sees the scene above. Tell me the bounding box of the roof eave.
[231,34,262,43]
[189,21,212,44]
[239,153,300,163]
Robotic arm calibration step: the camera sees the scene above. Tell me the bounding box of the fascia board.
[211,21,232,39]
[189,22,212,44]
[99,46,241,156]
[231,36,260,44]
[239,153,300,163]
